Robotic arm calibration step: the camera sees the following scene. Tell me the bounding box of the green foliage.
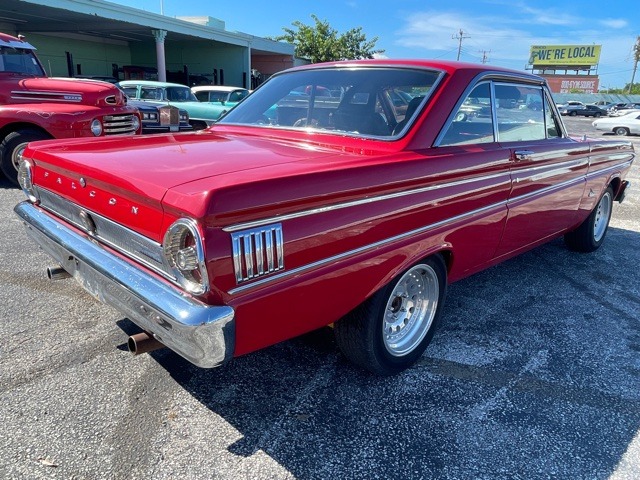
[624,83,640,94]
[273,15,384,63]
[604,83,640,94]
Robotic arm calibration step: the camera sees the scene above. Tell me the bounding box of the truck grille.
[103,114,138,135]
[231,224,284,283]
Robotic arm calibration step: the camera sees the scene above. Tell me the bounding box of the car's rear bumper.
[14,201,235,368]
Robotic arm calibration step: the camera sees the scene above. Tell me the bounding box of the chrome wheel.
[383,264,439,356]
[1,129,50,187]
[593,190,612,242]
[334,255,447,375]
[614,127,629,136]
[11,142,29,171]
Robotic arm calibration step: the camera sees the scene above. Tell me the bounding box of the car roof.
[284,58,545,82]
[118,80,189,88]
[191,85,247,92]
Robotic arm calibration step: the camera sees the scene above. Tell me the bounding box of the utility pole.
[452,29,470,61]
[628,36,640,94]
[479,50,491,64]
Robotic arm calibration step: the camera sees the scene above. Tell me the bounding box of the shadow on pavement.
[125,229,640,479]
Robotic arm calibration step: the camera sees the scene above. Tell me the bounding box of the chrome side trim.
[223,171,510,233]
[11,90,83,102]
[228,200,506,295]
[15,201,235,368]
[231,224,285,283]
[511,158,586,178]
[586,160,633,180]
[228,158,630,294]
[508,175,585,204]
[35,187,173,282]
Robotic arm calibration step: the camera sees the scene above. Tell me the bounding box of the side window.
[495,84,545,142]
[439,82,494,146]
[141,87,162,100]
[194,91,209,102]
[229,91,247,102]
[122,87,138,99]
[544,94,562,138]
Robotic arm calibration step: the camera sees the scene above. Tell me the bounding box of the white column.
[246,46,252,89]
[152,29,167,82]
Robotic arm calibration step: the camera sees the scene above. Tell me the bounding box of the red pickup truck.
[0,32,140,185]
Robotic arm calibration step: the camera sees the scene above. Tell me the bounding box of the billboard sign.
[529,45,601,66]
[542,75,599,94]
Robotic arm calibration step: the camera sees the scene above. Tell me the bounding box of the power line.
[452,29,470,61]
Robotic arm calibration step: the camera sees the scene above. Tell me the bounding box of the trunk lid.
[26,130,341,240]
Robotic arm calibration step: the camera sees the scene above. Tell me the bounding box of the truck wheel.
[1,129,50,187]
[335,255,447,375]
[564,186,613,253]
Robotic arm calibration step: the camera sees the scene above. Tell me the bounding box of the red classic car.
[15,60,634,375]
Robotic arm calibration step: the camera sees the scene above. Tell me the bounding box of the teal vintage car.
[117,80,227,129]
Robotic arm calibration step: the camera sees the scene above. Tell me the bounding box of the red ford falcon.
[15,60,634,375]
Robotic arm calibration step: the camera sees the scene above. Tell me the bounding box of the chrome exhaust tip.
[47,266,71,280]
[127,331,165,355]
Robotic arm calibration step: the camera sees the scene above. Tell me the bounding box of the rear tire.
[335,255,447,375]
[0,129,50,187]
[565,186,613,252]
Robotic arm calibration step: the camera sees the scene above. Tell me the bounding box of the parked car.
[575,104,609,117]
[592,111,640,136]
[610,103,640,116]
[557,101,586,116]
[15,60,634,376]
[128,99,192,134]
[191,85,250,105]
[117,80,224,129]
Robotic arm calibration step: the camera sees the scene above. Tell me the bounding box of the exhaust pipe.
[127,331,165,355]
[47,266,71,280]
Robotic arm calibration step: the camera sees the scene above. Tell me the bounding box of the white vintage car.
[592,111,640,136]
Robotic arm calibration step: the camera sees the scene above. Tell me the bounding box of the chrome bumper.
[14,201,235,368]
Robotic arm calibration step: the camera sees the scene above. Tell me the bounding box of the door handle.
[514,150,534,161]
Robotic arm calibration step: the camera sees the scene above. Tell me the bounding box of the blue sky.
[111,0,639,89]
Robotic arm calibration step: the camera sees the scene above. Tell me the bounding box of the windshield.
[218,67,440,138]
[166,86,198,102]
[0,47,45,76]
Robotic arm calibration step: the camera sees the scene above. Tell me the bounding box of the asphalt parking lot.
[0,116,639,479]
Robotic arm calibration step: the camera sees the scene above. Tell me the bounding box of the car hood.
[10,77,127,107]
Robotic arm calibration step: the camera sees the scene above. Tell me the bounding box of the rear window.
[218,67,441,138]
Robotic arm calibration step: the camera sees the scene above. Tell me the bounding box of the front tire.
[565,186,613,252]
[614,127,629,136]
[334,255,447,375]
[0,129,50,187]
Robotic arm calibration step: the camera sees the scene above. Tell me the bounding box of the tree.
[623,83,640,94]
[273,15,384,63]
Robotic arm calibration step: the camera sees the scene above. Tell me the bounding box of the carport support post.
[152,29,167,82]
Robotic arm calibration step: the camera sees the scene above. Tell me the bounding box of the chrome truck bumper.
[14,201,235,368]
